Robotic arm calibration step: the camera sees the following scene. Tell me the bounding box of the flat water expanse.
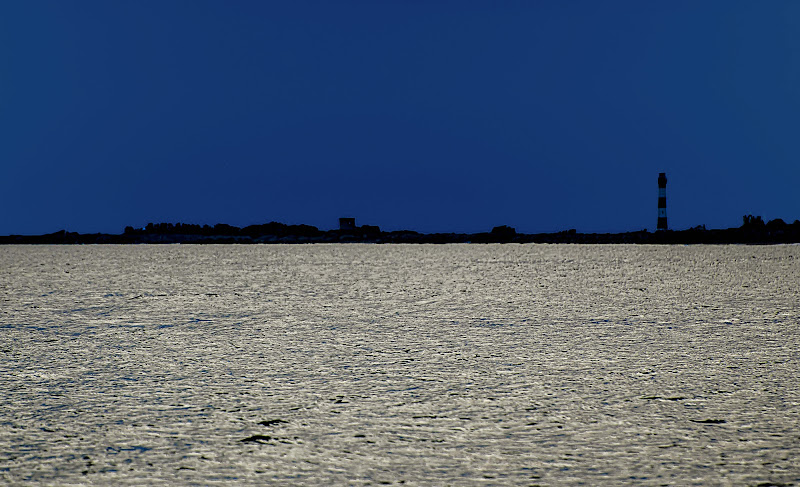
[1,244,798,485]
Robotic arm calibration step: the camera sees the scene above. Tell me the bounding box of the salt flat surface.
[1,244,798,486]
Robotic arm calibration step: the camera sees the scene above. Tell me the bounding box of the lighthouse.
[657,172,668,231]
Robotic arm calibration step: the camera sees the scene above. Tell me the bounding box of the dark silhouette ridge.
[2,216,800,245]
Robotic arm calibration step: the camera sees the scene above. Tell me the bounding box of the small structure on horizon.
[339,217,356,231]
[657,172,668,231]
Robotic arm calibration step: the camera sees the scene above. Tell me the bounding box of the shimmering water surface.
[1,244,798,485]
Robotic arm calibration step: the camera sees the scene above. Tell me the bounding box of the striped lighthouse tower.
[657,172,668,231]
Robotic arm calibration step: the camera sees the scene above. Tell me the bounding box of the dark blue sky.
[2,1,799,235]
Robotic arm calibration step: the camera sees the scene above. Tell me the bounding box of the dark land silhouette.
[1,215,799,245]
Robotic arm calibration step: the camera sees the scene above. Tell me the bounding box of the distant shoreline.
[2,218,799,245]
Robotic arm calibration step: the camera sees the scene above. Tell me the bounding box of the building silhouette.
[339,217,356,231]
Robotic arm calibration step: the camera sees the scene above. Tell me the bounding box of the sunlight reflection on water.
[1,244,798,485]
